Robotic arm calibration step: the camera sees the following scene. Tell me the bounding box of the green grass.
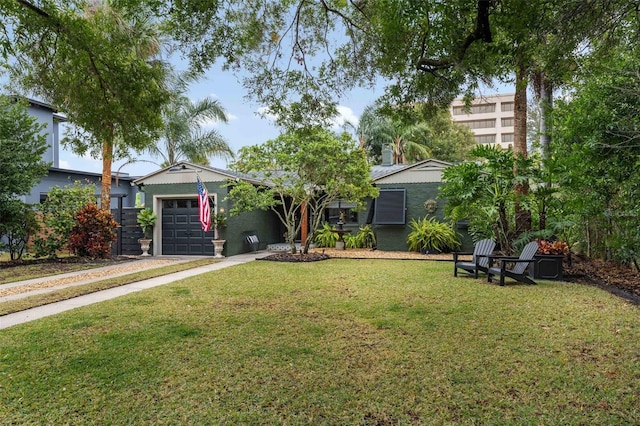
[1,259,639,424]
[0,255,124,285]
[0,259,217,315]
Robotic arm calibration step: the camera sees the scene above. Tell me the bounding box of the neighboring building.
[450,93,515,150]
[19,98,139,210]
[133,159,474,257]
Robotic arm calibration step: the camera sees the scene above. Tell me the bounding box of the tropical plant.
[537,239,569,256]
[69,203,118,259]
[147,80,234,167]
[352,225,377,249]
[357,104,474,164]
[406,217,460,254]
[33,181,97,258]
[137,208,157,239]
[314,222,339,248]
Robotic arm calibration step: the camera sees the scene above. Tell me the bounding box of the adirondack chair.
[486,241,539,286]
[453,239,496,278]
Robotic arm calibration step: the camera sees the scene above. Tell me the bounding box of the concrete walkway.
[0,252,271,330]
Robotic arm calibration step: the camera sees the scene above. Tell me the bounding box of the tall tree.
[1,0,170,209]
[148,94,233,167]
[552,46,640,265]
[0,96,49,202]
[358,104,474,164]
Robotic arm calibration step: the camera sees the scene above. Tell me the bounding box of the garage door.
[162,198,214,255]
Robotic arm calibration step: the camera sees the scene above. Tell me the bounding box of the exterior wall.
[356,182,474,253]
[25,168,138,209]
[19,99,137,210]
[362,182,445,252]
[142,180,281,256]
[450,93,515,150]
[27,102,60,168]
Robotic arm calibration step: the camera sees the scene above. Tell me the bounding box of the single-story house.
[132,158,472,257]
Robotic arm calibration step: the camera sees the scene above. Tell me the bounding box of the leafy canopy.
[1,1,171,208]
[0,96,49,202]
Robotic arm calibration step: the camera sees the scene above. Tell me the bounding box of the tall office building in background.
[450,93,515,150]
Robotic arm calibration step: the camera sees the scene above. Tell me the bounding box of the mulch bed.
[564,253,640,304]
[258,252,331,262]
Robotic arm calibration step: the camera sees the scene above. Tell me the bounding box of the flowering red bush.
[69,203,118,259]
[537,239,569,255]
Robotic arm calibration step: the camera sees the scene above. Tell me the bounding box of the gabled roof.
[371,159,452,184]
[132,159,452,188]
[132,161,265,186]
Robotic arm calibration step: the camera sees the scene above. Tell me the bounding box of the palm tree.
[358,105,431,164]
[149,93,234,167]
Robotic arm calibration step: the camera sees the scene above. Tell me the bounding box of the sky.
[58,64,381,178]
[57,62,513,179]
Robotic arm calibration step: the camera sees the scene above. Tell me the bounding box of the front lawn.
[1,259,639,424]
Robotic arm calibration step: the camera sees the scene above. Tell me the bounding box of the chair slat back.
[473,239,496,268]
[512,241,539,274]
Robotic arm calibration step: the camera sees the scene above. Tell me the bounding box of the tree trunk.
[513,55,531,236]
[538,77,553,160]
[533,71,554,230]
[101,138,113,210]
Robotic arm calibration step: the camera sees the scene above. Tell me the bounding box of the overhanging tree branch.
[417,0,494,73]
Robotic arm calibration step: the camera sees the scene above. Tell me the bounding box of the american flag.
[197,176,211,232]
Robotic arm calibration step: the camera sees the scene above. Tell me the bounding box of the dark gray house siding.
[365,182,445,252]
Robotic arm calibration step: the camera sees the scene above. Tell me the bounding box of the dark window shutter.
[374,189,406,225]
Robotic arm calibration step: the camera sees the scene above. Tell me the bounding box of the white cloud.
[255,104,360,130]
[331,105,359,130]
[256,106,278,123]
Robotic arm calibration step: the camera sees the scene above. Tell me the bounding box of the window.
[452,103,496,115]
[474,134,496,144]
[460,119,496,129]
[501,102,514,112]
[501,117,514,127]
[324,201,358,224]
[501,133,514,143]
[374,189,406,225]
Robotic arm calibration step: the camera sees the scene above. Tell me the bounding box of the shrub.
[314,222,339,248]
[68,203,118,259]
[0,198,40,260]
[537,239,569,255]
[353,224,376,249]
[406,217,461,253]
[33,181,96,258]
[344,233,358,249]
[342,225,377,249]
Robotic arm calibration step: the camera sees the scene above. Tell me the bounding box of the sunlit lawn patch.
[1,260,639,424]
